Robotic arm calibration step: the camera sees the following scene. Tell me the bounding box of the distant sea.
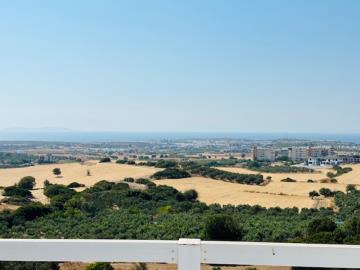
[0,131,360,144]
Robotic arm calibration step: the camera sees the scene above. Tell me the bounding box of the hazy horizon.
[1,1,359,133]
[1,129,360,144]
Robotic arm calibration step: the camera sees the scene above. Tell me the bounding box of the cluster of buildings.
[252,146,360,167]
[38,154,54,164]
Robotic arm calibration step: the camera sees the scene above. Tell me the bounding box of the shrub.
[319,188,334,197]
[346,184,357,193]
[152,168,191,180]
[1,196,30,205]
[67,182,85,188]
[124,177,135,183]
[183,189,198,202]
[116,159,127,164]
[99,157,111,163]
[309,191,320,199]
[0,262,59,270]
[86,262,114,270]
[18,176,36,190]
[281,178,296,182]
[112,182,130,190]
[135,178,156,188]
[3,186,32,198]
[52,168,62,177]
[87,180,115,193]
[154,159,177,168]
[205,214,243,241]
[12,202,52,222]
[307,179,315,183]
[44,184,76,198]
[307,217,336,235]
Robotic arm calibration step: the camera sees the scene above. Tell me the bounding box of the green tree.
[309,190,320,199]
[205,214,243,241]
[346,184,357,193]
[319,188,334,197]
[183,189,198,202]
[18,176,36,190]
[3,185,32,198]
[52,168,62,177]
[307,217,336,235]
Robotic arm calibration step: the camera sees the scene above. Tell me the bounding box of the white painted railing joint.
[178,239,201,270]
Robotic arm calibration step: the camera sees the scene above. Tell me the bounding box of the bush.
[205,214,243,241]
[135,178,156,188]
[124,177,135,183]
[307,179,315,183]
[44,184,76,198]
[183,189,198,202]
[3,185,33,198]
[281,178,296,182]
[307,217,336,235]
[0,262,59,270]
[1,196,30,205]
[154,159,177,168]
[52,168,61,177]
[346,184,357,193]
[116,159,127,164]
[99,157,111,163]
[18,176,36,190]
[13,202,52,222]
[87,180,115,193]
[152,168,191,180]
[86,262,114,270]
[309,191,320,199]
[67,182,85,188]
[112,182,130,190]
[319,188,334,197]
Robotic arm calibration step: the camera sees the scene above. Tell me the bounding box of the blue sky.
[0,0,359,133]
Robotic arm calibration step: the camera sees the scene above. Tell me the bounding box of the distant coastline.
[1,131,360,144]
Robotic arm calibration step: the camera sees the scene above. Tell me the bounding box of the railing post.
[178,239,201,270]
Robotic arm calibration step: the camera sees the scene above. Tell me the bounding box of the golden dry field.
[0,161,161,203]
[2,161,360,209]
[154,164,360,209]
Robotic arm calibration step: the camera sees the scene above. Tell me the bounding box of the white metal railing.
[1,239,360,269]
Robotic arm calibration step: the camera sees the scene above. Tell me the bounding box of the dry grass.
[2,162,360,209]
[154,164,360,209]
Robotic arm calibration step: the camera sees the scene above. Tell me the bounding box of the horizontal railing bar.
[0,239,178,263]
[202,241,360,268]
[1,239,360,269]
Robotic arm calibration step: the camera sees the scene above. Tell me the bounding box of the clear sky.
[0,0,359,133]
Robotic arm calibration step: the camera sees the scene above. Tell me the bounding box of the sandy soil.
[154,165,360,209]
